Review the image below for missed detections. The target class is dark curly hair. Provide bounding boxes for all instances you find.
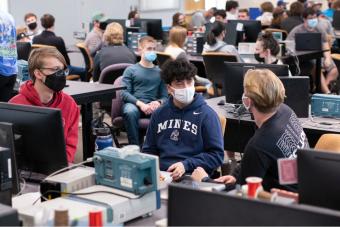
[257,31,280,56]
[161,58,197,84]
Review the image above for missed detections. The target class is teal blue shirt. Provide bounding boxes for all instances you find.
[121,63,168,104]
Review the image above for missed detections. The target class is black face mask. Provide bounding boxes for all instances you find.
[28,22,37,30]
[43,69,68,92]
[254,53,265,63]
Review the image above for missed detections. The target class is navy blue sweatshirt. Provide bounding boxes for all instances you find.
[142,94,224,174]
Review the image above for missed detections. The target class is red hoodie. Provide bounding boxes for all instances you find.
[9,81,80,163]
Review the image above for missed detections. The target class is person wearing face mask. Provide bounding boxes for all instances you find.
[142,58,224,181]
[203,21,243,62]
[287,7,339,93]
[121,36,168,145]
[254,31,281,64]
[24,13,42,40]
[9,47,80,164]
[191,69,309,192]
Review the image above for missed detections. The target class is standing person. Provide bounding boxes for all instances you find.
[10,47,79,163]
[225,0,239,20]
[121,36,168,145]
[85,12,106,57]
[24,12,42,40]
[192,69,309,192]
[257,2,275,27]
[0,10,17,102]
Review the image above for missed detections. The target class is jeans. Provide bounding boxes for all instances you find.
[122,103,147,145]
[0,74,17,102]
[68,65,86,81]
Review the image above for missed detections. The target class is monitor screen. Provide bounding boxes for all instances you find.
[223,62,289,103]
[0,103,67,177]
[228,20,262,43]
[134,19,163,40]
[298,148,340,211]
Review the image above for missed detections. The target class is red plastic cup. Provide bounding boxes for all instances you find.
[89,210,103,227]
[246,177,262,198]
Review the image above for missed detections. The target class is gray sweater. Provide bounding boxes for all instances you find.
[203,40,243,62]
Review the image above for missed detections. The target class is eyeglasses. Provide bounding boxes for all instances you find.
[39,68,69,77]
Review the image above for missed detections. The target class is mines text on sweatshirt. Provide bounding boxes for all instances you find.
[142,94,224,174]
[9,81,80,163]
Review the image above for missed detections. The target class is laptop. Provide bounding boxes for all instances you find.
[295,33,322,51]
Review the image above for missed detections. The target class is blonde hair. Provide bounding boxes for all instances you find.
[169,26,187,48]
[28,47,67,82]
[16,26,28,35]
[243,69,285,113]
[103,22,124,45]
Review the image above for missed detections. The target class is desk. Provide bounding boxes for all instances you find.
[64,81,125,160]
[282,50,324,93]
[207,96,340,151]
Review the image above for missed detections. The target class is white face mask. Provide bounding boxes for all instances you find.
[242,93,251,111]
[172,85,195,104]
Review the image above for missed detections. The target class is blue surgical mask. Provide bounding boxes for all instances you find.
[144,51,157,62]
[307,18,318,28]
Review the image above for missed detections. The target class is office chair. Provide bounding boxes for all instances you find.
[76,43,94,81]
[111,76,150,147]
[156,52,172,67]
[98,63,133,114]
[315,134,340,153]
[202,52,238,97]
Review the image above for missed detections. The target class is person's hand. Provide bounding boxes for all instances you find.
[137,101,152,115]
[191,167,208,182]
[324,57,332,68]
[148,101,161,112]
[214,175,236,184]
[167,162,185,180]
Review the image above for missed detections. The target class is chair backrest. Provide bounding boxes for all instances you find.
[76,43,94,81]
[315,134,340,153]
[31,44,56,50]
[218,115,227,136]
[99,63,133,85]
[264,28,288,40]
[111,76,124,120]
[202,52,238,86]
[156,52,172,68]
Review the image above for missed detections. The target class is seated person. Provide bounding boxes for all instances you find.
[33,14,86,81]
[93,22,136,82]
[270,7,288,29]
[238,8,250,20]
[192,69,309,192]
[172,12,192,30]
[256,2,274,27]
[142,58,224,180]
[164,26,212,88]
[9,47,80,163]
[203,21,243,62]
[287,7,339,93]
[16,26,31,61]
[128,10,140,26]
[84,12,106,57]
[281,1,304,34]
[254,31,281,64]
[121,36,168,145]
[214,9,227,23]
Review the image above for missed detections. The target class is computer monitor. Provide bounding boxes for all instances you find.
[332,11,340,30]
[228,20,262,43]
[168,184,340,225]
[298,148,340,211]
[0,103,67,177]
[134,19,163,40]
[223,62,289,103]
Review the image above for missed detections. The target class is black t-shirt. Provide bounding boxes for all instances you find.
[235,104,309,192]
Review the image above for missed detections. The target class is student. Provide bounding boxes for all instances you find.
[191,8,216,29]
[287,7,339,93]
[172,12,191,30]
[33,14,86,81]
[254,31,281,64]
[0,10,17,102]
[84,12,106,57]
[281,1,304,33]
[128,10,140,26]
[24,12,42,40]
[214,9,227,23]
[225,0,239,20]
[257,1,275,27]
[271,7,288,29]
[203,21,243,62]
[9,47,80,163]
[121,36,168,145]
[142,58,224,180]
[16,26,31,61]
[238,9,250,20]
[93,22,136,82]
[192,69,309,192]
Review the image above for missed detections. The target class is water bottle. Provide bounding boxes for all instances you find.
[95,128,113,151]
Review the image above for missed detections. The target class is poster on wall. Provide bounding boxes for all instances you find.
[140,0,180,11]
